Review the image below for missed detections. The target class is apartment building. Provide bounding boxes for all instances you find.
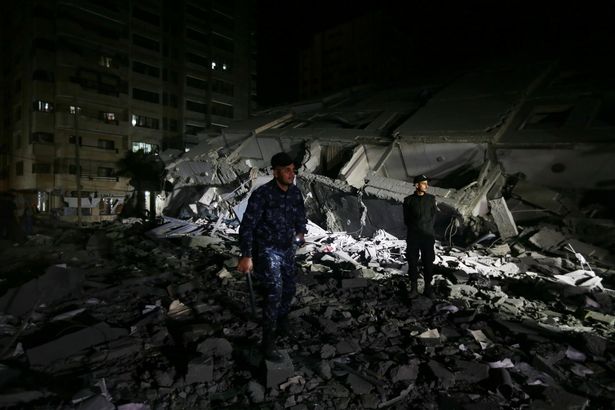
[1,0,256,221]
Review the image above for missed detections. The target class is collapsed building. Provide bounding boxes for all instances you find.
[161,59,614,247]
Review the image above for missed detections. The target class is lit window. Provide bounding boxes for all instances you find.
[102,112,116,123]
[211,61,217,70]
[70,106,82,114]
[132,141,158,153]
[99,56,113,68]
[33,100,54,112]
[222,63,227,71]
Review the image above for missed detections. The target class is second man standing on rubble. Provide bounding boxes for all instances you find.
[403,174,438,298]
[237,152,307,362]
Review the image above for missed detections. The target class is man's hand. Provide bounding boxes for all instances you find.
[237,256,253,273]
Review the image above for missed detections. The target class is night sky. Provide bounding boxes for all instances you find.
[256,0,615,106]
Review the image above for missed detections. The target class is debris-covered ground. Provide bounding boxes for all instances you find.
[1,212,614,410]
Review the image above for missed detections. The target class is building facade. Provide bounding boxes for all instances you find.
[1,0,255,221]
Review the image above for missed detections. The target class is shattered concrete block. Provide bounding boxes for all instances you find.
[341,278,368,289]
[584,310,615,326]
[196,338,233,357]
[154,370,174,387]
[0,390,52,407]
[74,394,115,410]
[346,373,374,395]
[318,361,332,380]
[427,361,455,389]
[247,380,265,403]
[320,344,336,359]
[454,360,490,383]
[534,386,590,410]
[185,357,213,384]
[528,227,566,252]
[390,360,419,383]
[26,322,128,367]
[335,339,360,355]
[449,284,479,299]
[0,265,84,317]
[488,197,519,239]
[417,328,440,345]
[265,350,294,388]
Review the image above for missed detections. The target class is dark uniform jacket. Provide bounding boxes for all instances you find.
[403,193,437,238]
[239,179,307,258]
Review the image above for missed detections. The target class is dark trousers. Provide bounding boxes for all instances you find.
[406,234,435,287]
[253,246,296,335]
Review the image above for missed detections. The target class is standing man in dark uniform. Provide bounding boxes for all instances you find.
[403,175,438,298]
[237,152,307,362]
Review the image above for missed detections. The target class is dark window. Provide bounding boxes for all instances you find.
[32,163,52,174]
[185,124,205,135]
[186,28,209,44]
[133,88,160,104]
[30,132,54,143]
[16,161,24,176]
[132,34,159,52]
[97,167,114,177]
[15,106,21,121]
[32,38,56,52]
[185,4,208,20]
[186,100,207,113]
[212,33,234,53]
[98,139,115,150]
[212,78,234,96]
[32,70,55,82]
[132,6,160,26]
[186,76,208,90]
[186,52,208,67]
[212,10,234,30]
[132,61,160,77]
[211,101,233,118]
[69,136,83,144]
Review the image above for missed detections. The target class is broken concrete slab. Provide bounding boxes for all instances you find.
[266,350,294,388]
[488,197,519,239]
[26,322,128,367]
[0,264,84,317]
[185,356,214,384]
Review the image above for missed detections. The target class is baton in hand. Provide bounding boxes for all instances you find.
[246,270,257,317]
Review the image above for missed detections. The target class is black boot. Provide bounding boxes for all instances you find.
[276,315,290,337]
[262,331,283,362]
[423,284,433,298]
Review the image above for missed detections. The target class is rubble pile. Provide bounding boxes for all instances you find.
[0,215,614,409]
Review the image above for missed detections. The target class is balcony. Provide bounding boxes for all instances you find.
[55,112,129,135]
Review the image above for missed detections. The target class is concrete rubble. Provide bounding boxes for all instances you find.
[2,68,615,408]
[0,205,614,409]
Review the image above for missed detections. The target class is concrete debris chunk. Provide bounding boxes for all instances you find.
[185,357,214,384]
[196,338,233,357]
[0,264,84,317]
[346,373,374,395]
[265,350,294,388]
[26,322,128,367]
[488,197,519,239]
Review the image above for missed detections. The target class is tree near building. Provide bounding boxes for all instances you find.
[116,150,165,219]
